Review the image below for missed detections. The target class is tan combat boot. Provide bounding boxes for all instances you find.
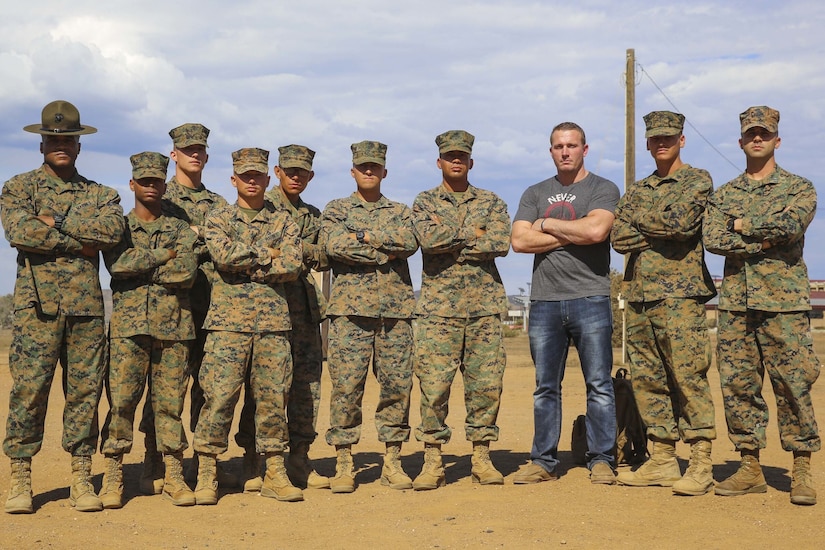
[617,439,681,487]
[381,442,413,490]
[139,435,164,495]
[672,439,714,496]
[330,445,355,494]
[261,452,304,502]
[193,453,218,505]
[715,451,767,496]
[99,454,124,509]
[187,453,238,488]
[241,450,263,493]
[5,457,33,514]
[287,441,330,490]
[413,444,445,491]
[471,441,504,485]
[69,456,102,512]
[790,451,816,506]
[163,453,195,506]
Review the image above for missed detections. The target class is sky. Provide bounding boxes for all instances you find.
[1,1,824,298]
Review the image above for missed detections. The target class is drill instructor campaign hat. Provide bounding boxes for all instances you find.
[24,100,97,136]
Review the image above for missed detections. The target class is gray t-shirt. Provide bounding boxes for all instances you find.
[514,172,620,301]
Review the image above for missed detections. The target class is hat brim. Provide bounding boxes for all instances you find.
[279,160,313,171]
[741,123,777,134]
[234,163,269,175]
[644,127,682,138]
[438,146,473,155]
[352,156,386,167]
[24,124,98,136]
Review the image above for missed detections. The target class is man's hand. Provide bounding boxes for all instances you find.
[36,215,55,227]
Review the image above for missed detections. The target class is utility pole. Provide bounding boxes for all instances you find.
[621,48,636,365]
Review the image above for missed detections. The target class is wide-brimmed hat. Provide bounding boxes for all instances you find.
[23,100,97,136]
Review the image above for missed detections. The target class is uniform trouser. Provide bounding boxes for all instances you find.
[235,310,324,451]
[626,298,716,442]
[101,336,190,455]
[325,315,413,446]
[3,306,105,458]
[717,309,821,452]
[138,311,208,437]
[414,315,505,444]
[194,330,292,455]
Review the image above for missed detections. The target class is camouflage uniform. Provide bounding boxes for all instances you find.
[101,154,198,457]
[152,123,228,435]
[193,148,303,456]
[611,112,717,443]
[411,131,510,445]
[321,144,418,446]
[705,161,820,453]
[2,165,124,458]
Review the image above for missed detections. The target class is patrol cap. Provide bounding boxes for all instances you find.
[130,152,169,180]
[278,144,315,171]
[232,147,269,174]
[351,140,387,166]
[169,123,210,148]
[643,111,684,138]
[740,106,780,133]
[436,130,474,154]
[24,100,97,136]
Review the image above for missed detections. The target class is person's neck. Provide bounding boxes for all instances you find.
[44,163,75,182]
[134,202,160,222]
[174,167,203,189]
[238,196,264,210]
[655,157,684,178]
[442,178,469,192]
[357,188,381,202]
[279,186,301,205]
[745,156,777,181]
[556,167,588,186]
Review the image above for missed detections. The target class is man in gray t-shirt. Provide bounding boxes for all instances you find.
[511,121,620,485]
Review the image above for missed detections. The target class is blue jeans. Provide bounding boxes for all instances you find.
[528,297,616,472]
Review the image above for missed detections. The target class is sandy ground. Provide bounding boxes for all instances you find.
[1,330,824,549]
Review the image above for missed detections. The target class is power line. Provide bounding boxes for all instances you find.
[636,63,741,174]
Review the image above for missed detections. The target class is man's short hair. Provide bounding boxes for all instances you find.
[550,122,586,146]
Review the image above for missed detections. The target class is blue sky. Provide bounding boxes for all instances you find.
[1,1,824,297]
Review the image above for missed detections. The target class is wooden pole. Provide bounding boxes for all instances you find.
[621,48,635,365]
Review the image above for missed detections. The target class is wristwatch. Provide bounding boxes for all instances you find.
[356,230,366,243]
[53,213,66,231]
[726,218,736,232]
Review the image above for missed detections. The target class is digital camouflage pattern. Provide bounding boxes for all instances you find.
[703,165,815,312]
[102,337,190,455]
[266,187,329,445]
[411,181,510,445]
[101,211,197,458]
[232,147,269,174]
[195,330,292,454]
[104,213,198,340]
[717,309,820,452]
[203,202,302,331]
[351,140,387,166]
[435,130,474,155]
[739,106,779,133]
[325,315,413,445]
[642,110,684,138]
[612,164,716,303]
[278,144,315,171]
[321,189,417,447]
[130,152,169,180]
[412,183,510,317]
[705,160,819,453]
[611,163,717,443]
[168,123,209,149]
[1,165,124,458]
[414,315,505,443]
[321,193,417,318]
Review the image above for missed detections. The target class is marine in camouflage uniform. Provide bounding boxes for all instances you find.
[97,152,198,509]
[192,147,304,504]
[321,141,418,493]
[2,101,125,514]
[611,111,717,495]
[704,106,820,505]
[410,130,510,490]
[138,123,232,493]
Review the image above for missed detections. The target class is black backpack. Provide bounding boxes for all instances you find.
[571,367,648,466]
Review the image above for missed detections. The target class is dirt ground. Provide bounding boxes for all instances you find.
[1,329,824,550]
